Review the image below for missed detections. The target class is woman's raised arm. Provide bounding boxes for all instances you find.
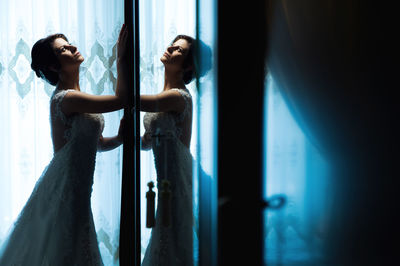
[61,24,129,115]
[140,90,186,113]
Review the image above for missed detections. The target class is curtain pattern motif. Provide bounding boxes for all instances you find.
[0,1,123,265]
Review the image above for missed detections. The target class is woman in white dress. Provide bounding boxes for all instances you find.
[140,35,196,266]
[0,25,128,265]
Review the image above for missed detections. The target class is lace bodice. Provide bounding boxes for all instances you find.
[51,89,105,153]
[143,88,192,147]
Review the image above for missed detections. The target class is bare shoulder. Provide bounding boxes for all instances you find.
[159,89,184,98]
[160,88,191,103]
[160,89,188,110]
[62,90,93,99]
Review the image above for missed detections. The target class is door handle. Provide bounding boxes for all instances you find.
[218,194,286,210]
[262,194,286,210]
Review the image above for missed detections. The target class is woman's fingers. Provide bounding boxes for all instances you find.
[118,117,125,140]
[118,24,127,43]
[121,26,128,41]
[117,24,128,59]
[118,24,124,42]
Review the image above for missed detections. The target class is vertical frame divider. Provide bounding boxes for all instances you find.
[120,0,140,265]
[133,0,141,264]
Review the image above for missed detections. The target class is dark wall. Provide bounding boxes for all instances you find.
[217,1,266,265]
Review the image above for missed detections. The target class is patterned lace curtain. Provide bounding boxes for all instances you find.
[138,0,196,261]
[0,1,123,265]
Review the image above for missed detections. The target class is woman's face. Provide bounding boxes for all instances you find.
[160,38,190,71]
[52,38,84,71]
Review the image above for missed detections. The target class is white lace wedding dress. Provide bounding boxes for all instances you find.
[141,88,194,266]
[0,89,104,266]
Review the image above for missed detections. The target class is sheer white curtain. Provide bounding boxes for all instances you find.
[138,0,196,261]
[0,1,123,265]
[264,75,332,265]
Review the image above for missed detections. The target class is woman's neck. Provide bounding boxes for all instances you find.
[163,69,185,91]
[57,69,80,91]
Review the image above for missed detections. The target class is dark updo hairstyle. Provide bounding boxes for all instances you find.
[171,35,212,85]
[31,33,68,86]
[171,35,195,84]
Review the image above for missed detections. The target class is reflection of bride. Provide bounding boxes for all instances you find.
[0,25,128,265]
[140,35,197,266]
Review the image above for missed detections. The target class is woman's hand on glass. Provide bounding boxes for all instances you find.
[115,24,129,103]
[117,24,128,62]
[117,117,125,143]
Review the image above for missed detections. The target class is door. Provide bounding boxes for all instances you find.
[120,0,218,265]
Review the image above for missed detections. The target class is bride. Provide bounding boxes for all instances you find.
[0,25,128,265]
[140,35,196,266]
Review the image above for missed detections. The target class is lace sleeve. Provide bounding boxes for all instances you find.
[52,89,74,125]
[171,88,192,121]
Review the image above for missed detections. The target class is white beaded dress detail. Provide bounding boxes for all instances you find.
[0,89,105,266]
[142,88,193,266]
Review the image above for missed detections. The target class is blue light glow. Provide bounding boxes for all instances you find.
[263,74,331,265]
